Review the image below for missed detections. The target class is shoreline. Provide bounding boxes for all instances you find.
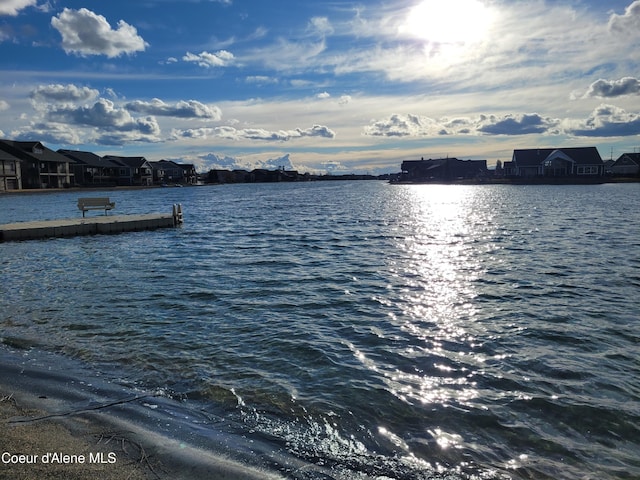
[0,346,318,480]
[0,184,204,197]
[390,176,640,185]
[1,176,638,195]
[0,390,153,480]
[0,345,296,480]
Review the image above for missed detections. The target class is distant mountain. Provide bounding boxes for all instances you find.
[258,153,295,171]
[169,152,296,173]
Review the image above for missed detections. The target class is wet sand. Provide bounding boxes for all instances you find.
[0,348,293,480]
[0,390,153,480]
[0,386,289,480]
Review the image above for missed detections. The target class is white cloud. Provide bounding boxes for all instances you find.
[171,127,217,140]
[0,0,36,16]
[237,125,331,141]
[477,113,561,135]
[568,104,640,137]
[322,161,348,173]
[583,77,640,98]
[30,84,99,103]
[182,50,234,68]
[35,1,52,13]
[93,126,161,146]
[308,16,333,37]
[364,112,561,137]
[364,114,443,137]
[51,8,148,57]
[316,92,331,99]
[12,122,82,145]
[124,98,222,119]
[0,100,9,111]
[609,1,640,33]
[361,105,640,140]
[41,98,162,144]
[174,124,335,142]
[245,75,278,85]
[243,38,326,73]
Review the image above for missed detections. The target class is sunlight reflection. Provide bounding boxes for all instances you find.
[428,427,464,450]
[390,185,487,408]
[378,426,411,451]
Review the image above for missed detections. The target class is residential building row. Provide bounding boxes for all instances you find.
[399,147,640,183]
[2,139,640,191]
[0,139,196,191]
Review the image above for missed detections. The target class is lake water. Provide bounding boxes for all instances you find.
[1,181,639,479]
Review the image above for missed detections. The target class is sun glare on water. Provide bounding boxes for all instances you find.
[401,0,494,44]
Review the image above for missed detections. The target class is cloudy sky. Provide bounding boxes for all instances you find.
[2,0,640,173]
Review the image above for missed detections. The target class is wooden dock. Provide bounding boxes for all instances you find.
[0,205,183,242]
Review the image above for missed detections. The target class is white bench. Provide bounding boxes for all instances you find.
[77,197,116,217]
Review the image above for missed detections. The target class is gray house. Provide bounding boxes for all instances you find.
[0,147,22,191]
[58,149,121,186]
[150,159,184,184]
[178,163,197,184]
[0,139,74,189]
[103,156,153,186]
[610,153,640,176]
[510,147,604,178]
[400,158,488,182]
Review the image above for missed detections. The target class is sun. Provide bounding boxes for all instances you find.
[400,0,494,44]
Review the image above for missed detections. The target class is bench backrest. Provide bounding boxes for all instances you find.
[78,197,112,207]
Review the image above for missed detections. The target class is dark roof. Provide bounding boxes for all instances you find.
[58,149,120,168]
[402,158,447,171]
[151,159,182,168]
[513,147,603,166]
[0,146,21,162]
[103,156,149,168]
[614,153,640,165]
[0,139,74,164]
[402,158,487,171]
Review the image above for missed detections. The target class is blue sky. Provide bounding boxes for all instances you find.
[2,0,640,173]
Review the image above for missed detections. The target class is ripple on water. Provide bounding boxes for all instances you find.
[1,182,640,479]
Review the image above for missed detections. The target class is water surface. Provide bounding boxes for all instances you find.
[1,182,639,479]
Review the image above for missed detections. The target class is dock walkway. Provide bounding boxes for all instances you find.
[0,206,183,242]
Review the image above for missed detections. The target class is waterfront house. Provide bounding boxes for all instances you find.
[610,153,640,176]
[208,169,251,183]
[103,156,153,186]
[0,148,22,191]
[150,160,184,184]
[178,163,197,185]
[249,168,301,182]
[58,149,121,186]
[0,139,74,189]
[510,147,604,178]
[400,157,488,182]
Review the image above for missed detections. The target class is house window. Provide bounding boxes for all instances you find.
[577,166,598,175]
